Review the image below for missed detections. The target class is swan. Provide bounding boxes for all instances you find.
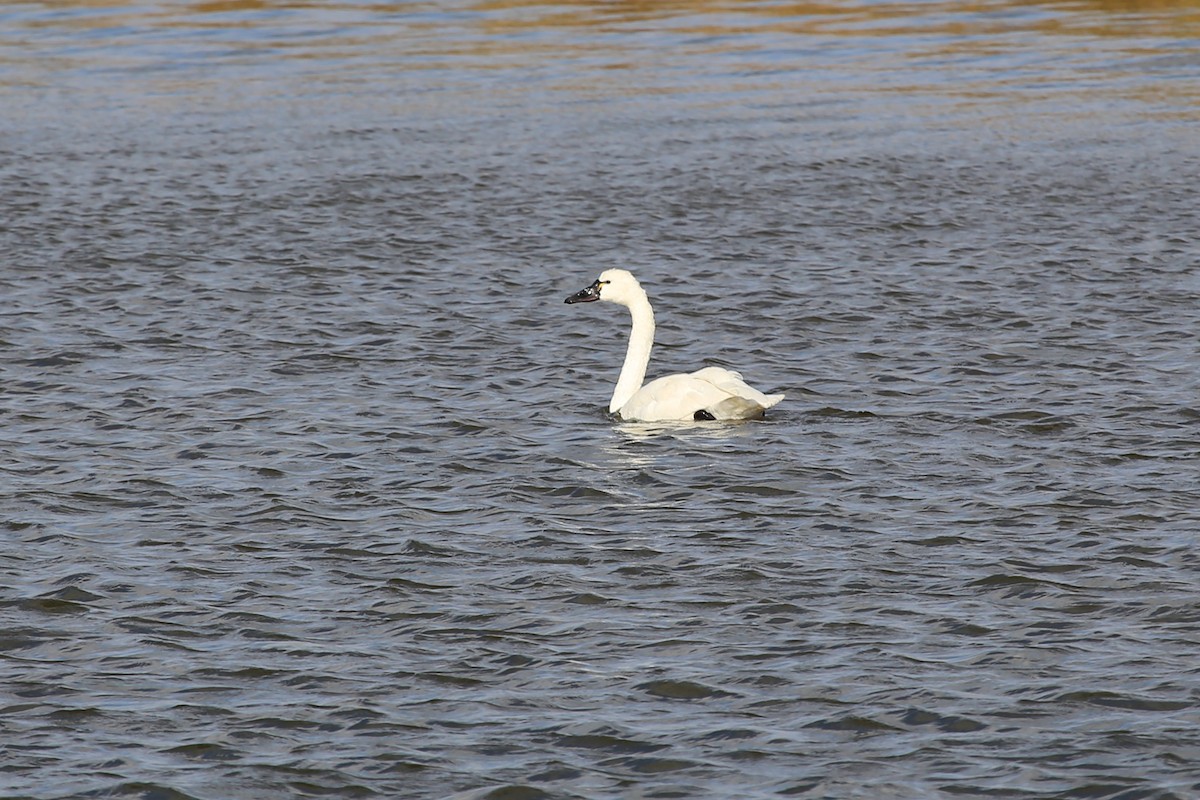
[564,269,784,422]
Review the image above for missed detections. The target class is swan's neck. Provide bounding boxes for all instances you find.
[611,295,654,413]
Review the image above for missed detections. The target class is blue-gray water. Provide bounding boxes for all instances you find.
[2,1,1200,798]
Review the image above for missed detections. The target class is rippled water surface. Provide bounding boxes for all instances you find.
[3,1,1200,798]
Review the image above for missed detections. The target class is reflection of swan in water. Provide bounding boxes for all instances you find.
[600,421,761,493]
[611,418,759,450]
[564,269,784,423]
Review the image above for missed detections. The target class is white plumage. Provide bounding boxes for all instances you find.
[564,269,784,422]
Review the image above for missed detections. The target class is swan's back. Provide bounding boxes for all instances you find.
[617,366,784,422]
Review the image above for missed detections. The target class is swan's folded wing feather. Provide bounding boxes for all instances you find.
[705,395,767,420]
[689,366,784,410]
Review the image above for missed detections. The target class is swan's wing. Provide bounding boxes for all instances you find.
[618,374,729,421]
[689,367,785,411]
[618,369,784,422]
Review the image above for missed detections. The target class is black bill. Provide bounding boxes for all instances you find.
[564,279,602,304]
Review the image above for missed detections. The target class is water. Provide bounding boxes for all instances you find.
[3,1,1200,798]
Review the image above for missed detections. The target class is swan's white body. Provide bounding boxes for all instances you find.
[565,269,784,422]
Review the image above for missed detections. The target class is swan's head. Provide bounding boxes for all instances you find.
[564,269,645,307]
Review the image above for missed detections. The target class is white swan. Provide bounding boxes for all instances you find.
[564,269,784,422]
